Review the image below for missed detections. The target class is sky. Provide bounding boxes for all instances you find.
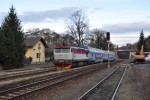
[0,0,150,47]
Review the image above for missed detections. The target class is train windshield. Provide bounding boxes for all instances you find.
[55,48,70,53]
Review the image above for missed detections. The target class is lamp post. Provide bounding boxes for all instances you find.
[106,32,110,68]
[38,43,41,64]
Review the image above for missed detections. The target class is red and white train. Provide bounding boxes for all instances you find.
[54,46,116,69]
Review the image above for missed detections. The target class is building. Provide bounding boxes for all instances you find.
[25,37,48,63]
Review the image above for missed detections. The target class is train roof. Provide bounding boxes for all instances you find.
[81,46,103,52]
[54,46,88,51]
[55,46,71,49]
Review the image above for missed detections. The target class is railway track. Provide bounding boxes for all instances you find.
[0,67,56,81]
[0,62,119,100]
[77,65,127,100]
[0,68,57,91]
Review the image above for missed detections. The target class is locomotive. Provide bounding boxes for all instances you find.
[54,46,116,69]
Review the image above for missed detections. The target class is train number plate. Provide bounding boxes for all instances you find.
[59,60,64,62]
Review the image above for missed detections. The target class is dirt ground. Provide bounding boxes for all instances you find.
[115,64,150,100]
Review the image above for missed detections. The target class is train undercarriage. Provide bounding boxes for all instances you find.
[55,60,91,69]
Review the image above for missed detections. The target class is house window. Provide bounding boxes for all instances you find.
[37,53,41,58]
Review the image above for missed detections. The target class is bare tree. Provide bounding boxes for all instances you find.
[66,10,89,46]
[88,29,107,49]
[87,28,115,50]
[61,34,75,46]
[25,28,61,46]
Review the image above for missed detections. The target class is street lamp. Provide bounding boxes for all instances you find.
[106,32,110,68]
[38,43,41,64]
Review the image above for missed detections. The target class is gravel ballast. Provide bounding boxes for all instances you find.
[115,64,150,100]
[22,63,120,100]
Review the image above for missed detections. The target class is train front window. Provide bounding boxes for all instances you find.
[55,49,61,53]
[61,49,70,53]
[55,48,70,53]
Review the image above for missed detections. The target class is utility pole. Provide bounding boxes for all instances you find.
[107,32,110,68]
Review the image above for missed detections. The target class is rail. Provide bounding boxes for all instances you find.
[77,65,127,100]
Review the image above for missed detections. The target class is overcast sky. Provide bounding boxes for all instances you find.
[0,0,150,46]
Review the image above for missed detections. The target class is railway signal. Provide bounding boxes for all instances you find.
[107,32,110,68]
[106,32,110,40]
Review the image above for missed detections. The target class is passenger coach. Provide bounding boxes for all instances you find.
[81,46,103,63]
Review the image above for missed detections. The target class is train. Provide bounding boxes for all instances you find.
[54,46,116,69]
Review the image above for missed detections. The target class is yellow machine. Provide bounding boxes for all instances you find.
[134,45,145,63]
